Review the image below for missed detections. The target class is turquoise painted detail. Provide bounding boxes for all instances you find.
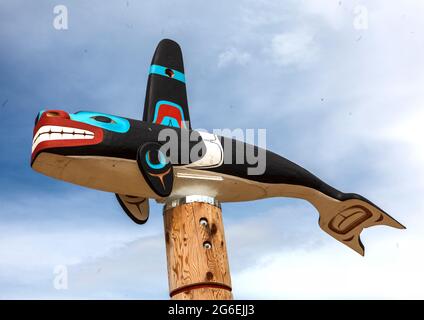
[36,109,45,122]
[145,150,167,169]
[153,100,187,129]
[70,111,130,133]
[161,116,180,128]
[149,64,185,83]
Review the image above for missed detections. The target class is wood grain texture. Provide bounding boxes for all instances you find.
[163,202,233,300]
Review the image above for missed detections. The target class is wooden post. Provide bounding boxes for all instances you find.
[163,197,233,300]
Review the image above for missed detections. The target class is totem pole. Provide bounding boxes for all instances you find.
[31,39,404,299]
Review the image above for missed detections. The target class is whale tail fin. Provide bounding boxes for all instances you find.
[313,196,405,255]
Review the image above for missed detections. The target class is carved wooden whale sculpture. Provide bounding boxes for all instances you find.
[31,39,404,255]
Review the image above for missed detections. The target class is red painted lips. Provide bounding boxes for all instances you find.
[31,110,103,162]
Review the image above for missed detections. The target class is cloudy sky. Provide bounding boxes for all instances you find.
[0,0,423,299]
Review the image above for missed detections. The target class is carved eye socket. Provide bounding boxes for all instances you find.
[165,68,174,78]
[91,115,115,123]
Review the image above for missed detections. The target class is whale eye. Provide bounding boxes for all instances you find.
[91,115,115,124]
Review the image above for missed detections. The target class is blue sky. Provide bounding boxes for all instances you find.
[0,0,423,299]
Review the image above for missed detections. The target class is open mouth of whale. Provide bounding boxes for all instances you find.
[31,116,104,162]
[32,125,95,153]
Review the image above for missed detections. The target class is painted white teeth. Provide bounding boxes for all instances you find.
[74,128,85,135]
[62,133,74,139]
[32,125,94,153]
[50,133,62,140]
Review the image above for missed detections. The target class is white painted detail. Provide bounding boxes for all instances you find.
[176,172,224,181]
[186,131,223,169]
[32,125,94,153]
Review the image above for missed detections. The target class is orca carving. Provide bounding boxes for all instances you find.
[31,39,404,255]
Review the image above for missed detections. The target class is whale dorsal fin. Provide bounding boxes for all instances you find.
[143,39,191,129]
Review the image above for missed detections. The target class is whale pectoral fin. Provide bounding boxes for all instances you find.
[116,194,149,224]
[136,142,174,198]
[315,198,405,256]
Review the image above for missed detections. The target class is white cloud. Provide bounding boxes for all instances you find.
[66,235,168,299]
[383,108,424,163]
[269,30,318,67]
[218,48,251,68]
[0,189,164,299]
[301,0,350,30]
[233,231,421,299]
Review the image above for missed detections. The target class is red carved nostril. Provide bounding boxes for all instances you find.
[42,110,70,119]
[46,111,60,117]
